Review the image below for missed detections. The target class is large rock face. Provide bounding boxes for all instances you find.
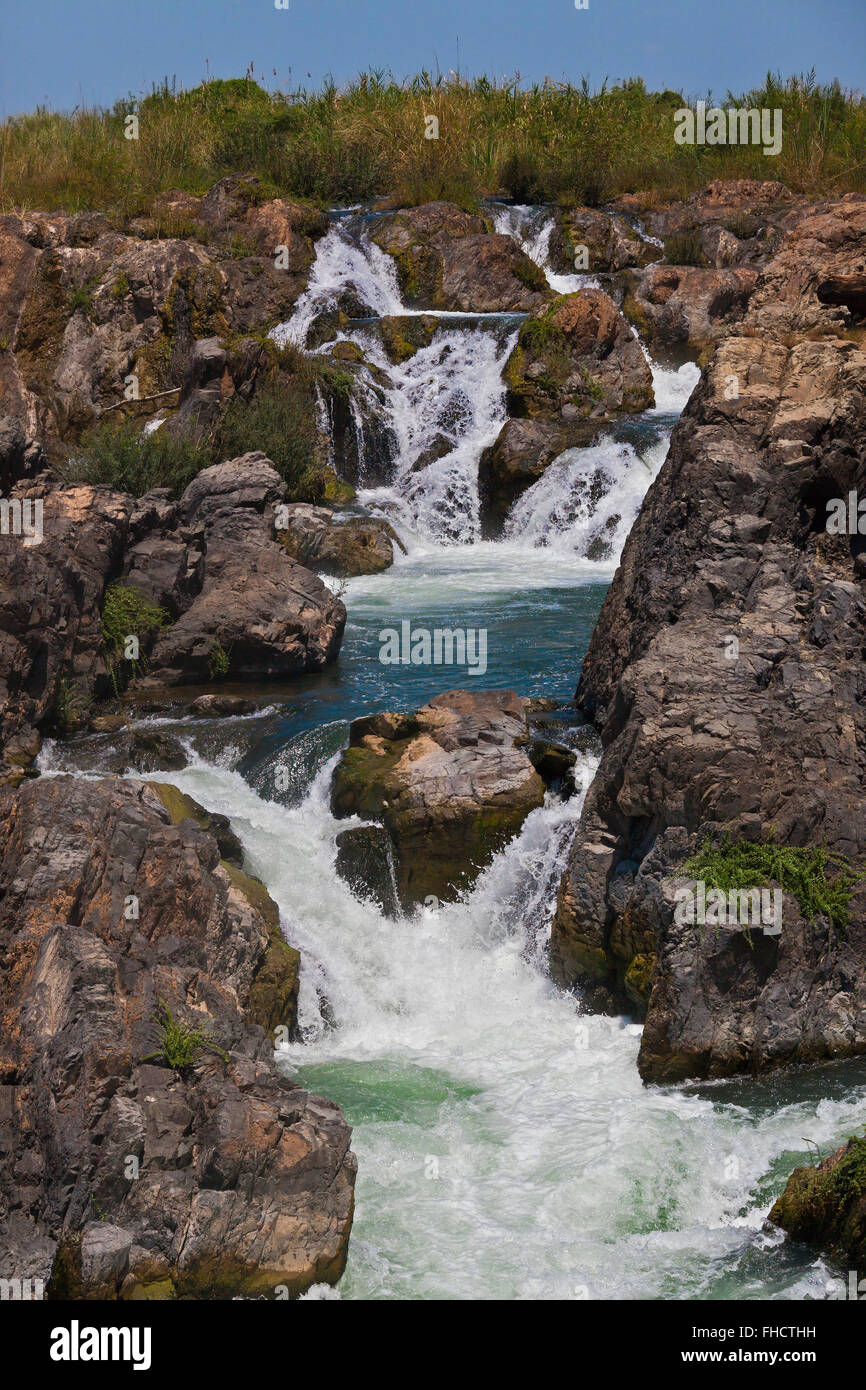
[0,775,355,1298]
[330,690,546,909]
[143,456,346,685]
[551,198,866,1083]
[0,454,346,777]
[624,263,757,352]
[371,202,551,312]
[0,483,131,780]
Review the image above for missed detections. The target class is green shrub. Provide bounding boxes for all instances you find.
[683,837,863,932]
[143,1000,229,1071]
[66,416,211,496]
[207,641,231,681]
[663,230,706,266]
[101,582,170,692]
[214,378,325,501]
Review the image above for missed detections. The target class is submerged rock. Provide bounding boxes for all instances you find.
[330,691,546,910]
[551,197,866,1083]
[0,775,354,1298]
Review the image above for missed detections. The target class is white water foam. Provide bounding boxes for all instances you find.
[116,744,865,1301]
[490,203,601,294]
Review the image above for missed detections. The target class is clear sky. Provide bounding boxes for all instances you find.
[1,0,864,117]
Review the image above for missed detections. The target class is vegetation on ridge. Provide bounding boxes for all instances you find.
[2,70,865,216]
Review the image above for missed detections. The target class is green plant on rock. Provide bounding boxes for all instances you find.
[214,378,325,501]
[683,836,863,932]
[143,1000,229,1072]
[101,582,170,694]
[207,640,231,681]
[65,416,211,497]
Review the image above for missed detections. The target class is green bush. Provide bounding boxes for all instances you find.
[683,837,863,932]
[664,230,706,266]
[101,582,170,692]
[66,416,211,496]
[214,378,325,501]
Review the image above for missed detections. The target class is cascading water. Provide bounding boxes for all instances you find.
[44,201,864,1301]
[490,202,602,294]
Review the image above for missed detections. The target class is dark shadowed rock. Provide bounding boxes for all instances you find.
[334,824,401,918]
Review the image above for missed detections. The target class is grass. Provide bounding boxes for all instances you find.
[663,230,706,266]
[101,582,170,692]
[213,375,325,500]
[683,836,863,931]
[143,1000,229,1071]
[2,70,864,217]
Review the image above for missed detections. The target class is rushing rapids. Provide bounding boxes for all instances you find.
[34,200,866,1301]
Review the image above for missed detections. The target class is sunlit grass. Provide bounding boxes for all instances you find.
[1,70,864,216]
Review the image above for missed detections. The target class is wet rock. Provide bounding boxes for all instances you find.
[189,693,257,718]
[549,206,657,275]
[276,502,404,576]
[551,198,866,1083]
[147,779,244,869]
[0,775,354,1298]
[334,824,401,918]
[372,202,551,312]
[478,417,590,536]
[105,729,188,773]
[505,290,654,421]
[330,690,546,909]
[770,1137,866,1271]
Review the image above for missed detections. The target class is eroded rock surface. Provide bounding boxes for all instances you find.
[371,202,551,312]
[552,198,866,1082]
[0,775,354,1298]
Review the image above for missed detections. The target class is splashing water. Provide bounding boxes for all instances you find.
[102,739,865,1302]
[490,202,602,294]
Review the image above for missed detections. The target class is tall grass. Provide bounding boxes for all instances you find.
[2,70,864,216]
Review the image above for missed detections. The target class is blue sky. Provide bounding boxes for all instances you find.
[1,0,864,117]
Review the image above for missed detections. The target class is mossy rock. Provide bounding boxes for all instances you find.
[770,1136,866,1267]
[223,861,300,1041]
[623,952,656,1009]
[380,314,437,363]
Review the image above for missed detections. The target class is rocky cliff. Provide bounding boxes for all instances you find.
[552,194,866,1082]
[0,775,355,1299]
